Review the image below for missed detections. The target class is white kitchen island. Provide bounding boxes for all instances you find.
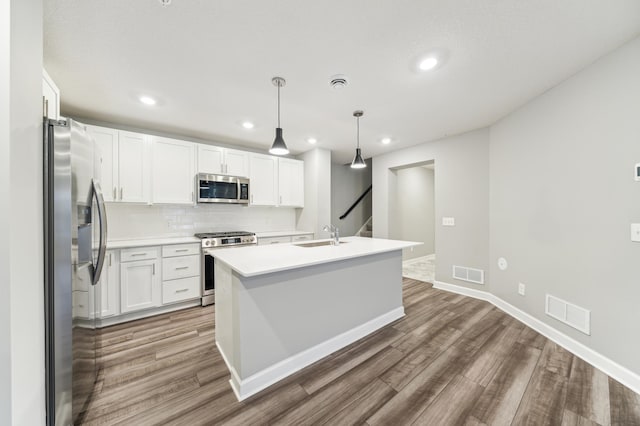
[207,236,421,401]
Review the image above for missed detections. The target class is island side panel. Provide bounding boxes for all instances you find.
[214,259,240,378]
[234,250,403,381]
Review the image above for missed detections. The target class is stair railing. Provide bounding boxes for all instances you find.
[339,185,372,220]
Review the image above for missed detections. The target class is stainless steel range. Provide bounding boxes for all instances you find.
[195,231,257,306]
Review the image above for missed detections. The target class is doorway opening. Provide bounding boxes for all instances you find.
[389,160,436,283]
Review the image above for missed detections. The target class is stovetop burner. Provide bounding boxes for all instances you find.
[194,231,255,239]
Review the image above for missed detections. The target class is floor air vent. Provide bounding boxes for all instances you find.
[545,294,591,335]
[452,265,485,285]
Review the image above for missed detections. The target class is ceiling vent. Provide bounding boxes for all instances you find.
[158,0,172,7]
[329,75,349,90]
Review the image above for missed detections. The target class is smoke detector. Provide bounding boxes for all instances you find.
[329,74,349,90]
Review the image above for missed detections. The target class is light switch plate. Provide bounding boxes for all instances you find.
[631,223,640,242]
[442,217,455,226]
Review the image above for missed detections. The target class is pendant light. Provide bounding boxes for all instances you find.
[269,76,289,155]
[350,110,366,169]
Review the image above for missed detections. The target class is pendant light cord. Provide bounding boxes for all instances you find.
[356,116,360,149]
[277,82,281,127]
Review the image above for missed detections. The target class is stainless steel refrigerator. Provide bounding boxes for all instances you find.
[44,118,108,425]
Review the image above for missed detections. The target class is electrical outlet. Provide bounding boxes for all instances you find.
[631,223,640,242]
[442,217,455,226]
[518,283,526,296]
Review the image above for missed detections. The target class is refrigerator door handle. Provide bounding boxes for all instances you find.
[92,180,108,285]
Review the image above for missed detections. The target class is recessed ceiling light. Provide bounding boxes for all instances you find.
[139,96,156,106]
[242,121,255,129]
[307,138,317,145]
[418,57,438,71]
[381,137,392,145]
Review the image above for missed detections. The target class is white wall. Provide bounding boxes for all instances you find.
[1,0,46,424]
[296,148,332,238]
[490,36,640,373]
[331,159,372,237]
[106,203,296,240]
[394,166,435,259]
[373,129,491,290]
[1,2,11,422]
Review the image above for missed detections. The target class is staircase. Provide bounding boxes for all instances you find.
[356,217,373,238]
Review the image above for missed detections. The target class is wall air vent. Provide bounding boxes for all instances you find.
[545,294,591,335]
[452,265,485,285]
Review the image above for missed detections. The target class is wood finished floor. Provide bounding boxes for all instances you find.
[81,278,640,425]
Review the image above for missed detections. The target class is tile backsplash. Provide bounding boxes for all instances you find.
[106,203,297,241]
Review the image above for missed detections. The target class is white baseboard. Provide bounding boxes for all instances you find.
[433,280,640,395]
[97,299,201,328]
[222,306,405,401]
[215,341,243,401]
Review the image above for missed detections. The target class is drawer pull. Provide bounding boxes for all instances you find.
[175,249,189,252]
[131,253,146,257]
[270,241,280,244]
[175,288,189,293]
[175,266,189,270]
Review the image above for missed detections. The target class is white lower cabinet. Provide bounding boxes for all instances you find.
[162,276,200,305]
[120,248,161,314]
[97,250,120,318]
[161,244,200,305]
[291,234,314,243]
[257,233,314,245]
[97,243,201,325]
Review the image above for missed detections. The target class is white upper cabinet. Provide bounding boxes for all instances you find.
[224,148,249,177]
[198,145,224,174]
[278,158,305,207]
[151,136,196,204]
[42,69,60,120]
[198,144,249,177]
[119,131,151,203]
[86,125,118,202]
[249,153,278,206]
[85,124,305,208]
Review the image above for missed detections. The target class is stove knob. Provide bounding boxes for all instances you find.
[205,240,211,247]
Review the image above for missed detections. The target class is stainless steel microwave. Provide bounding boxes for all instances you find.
[197,173,250,204]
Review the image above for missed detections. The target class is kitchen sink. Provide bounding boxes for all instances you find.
[294,241,348,248]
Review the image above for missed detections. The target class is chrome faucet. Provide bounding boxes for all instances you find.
[323,224,340,246]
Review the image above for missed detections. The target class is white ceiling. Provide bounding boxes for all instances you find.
[44,0,640,164]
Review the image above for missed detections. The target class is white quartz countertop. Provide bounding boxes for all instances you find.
[255,230,314,238]
[107,236,200,249]
[206,236,422,277]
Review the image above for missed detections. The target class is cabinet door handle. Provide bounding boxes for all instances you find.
[191,191,194,202]
[108,253,112,267]
[176,288,189,293]
[152,263,156,275]
[279,195,283,204]
[113,187,116,200]
[44,98,49,118]
[175,266,189,270]
[120,187,123,200]
[251,194,254,203]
